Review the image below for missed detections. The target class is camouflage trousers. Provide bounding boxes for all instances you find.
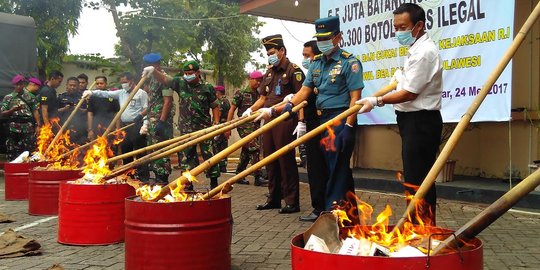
[236,127,262,177]
[214,134,228,171]
[6,130,35,161]
[178,139,220,179]
[147,120,173,183]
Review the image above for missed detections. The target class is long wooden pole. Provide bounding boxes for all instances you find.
[149,101,309,202]
[45,81,96,153]
[58,123,134,159]
[393,1,540,233]
[102,75,148,137]
[432,168,540,255]
[201,104,362,200]
[106,115,247,163]
[104,106,274,180]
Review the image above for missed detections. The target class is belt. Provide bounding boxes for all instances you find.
[10,118,34,123]
[316,107,348,116]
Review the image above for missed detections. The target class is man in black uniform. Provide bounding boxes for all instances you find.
[39,70,63,126]
[77,73,89,94]
[87,75,120,140]
[58,77,87,144]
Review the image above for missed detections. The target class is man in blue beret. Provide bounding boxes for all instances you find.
[267,16,364,214]
[141,52,175,185]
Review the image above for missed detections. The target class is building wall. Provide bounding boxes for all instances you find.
[353,0,540,179]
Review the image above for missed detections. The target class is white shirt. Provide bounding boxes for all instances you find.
[91,88,148,123]
[394,33,442,112]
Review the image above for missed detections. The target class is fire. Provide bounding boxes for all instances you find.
[36,121,54,155]
[136,184,163,201]
[81,136,113,184]
[320,119,341,151]
[333,191,441,253]
[33,118,80,169]
[112,130,126,145]
[137,170,200,202]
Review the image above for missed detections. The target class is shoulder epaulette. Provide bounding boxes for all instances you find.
[341,51,353,58]
[313,54,323,60]
[292,63,301,69]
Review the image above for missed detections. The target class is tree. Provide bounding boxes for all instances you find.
[0,0,83,80]
[89,0,262,86]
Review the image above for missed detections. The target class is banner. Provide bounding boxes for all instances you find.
[319,0,514,124]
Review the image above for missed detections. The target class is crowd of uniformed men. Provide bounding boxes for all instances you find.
[2,3,442,223]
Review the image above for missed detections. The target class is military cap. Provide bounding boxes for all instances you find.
[143,52,161,63]
[11,74,26,85]
[262,34,284,51]
[214,85,225,92]
[183,60,200,71]
[28,77,42,86]
[314,16,340,38]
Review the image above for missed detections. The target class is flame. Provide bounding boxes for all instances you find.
[137,170,200,202]
[320,120,341,151]
[396,171,403,182]
[33,118,80,169]
[333,191,441,253]
[36,121,54,155]
[81,136,113,184]
[112,130,126,145]
[136,184,163,201]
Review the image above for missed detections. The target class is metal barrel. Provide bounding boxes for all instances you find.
[58,182,135,245]
[125,196,233,270]
[4,162,47,200]
[28,168,83,215]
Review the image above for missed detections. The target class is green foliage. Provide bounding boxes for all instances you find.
[0,0,83,80]
[92,0,262,87]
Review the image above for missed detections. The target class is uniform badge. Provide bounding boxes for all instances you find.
[282,74,287,78]
[295,72,302,82]
[109,98,114,102]
[41,96,47,101]
[351,63,360,73]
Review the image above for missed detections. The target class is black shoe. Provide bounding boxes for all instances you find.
[254,176,268,187]
[279,204,300,214]
[299,212,320,222]
[256,202,281,210]
[237,178,249,185]
[210,177,218,189]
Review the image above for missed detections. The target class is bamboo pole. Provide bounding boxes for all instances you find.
[58,123,135,159]
[147,101,310,202]
[432,168,540,255]
[393,1,540,233]
[102,75,148,137]
[45,81,96,153]
[106,115,247,163]
[104,106,274,180]
[202,104,362,200]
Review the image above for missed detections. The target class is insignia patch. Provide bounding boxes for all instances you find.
[282,74,287,78]
[295,73,302,82]
[41,96,47,101]
[109,98,114,102]
[351,63,360,73]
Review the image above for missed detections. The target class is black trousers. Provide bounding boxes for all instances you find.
[305,118,329,214]
[120,122,149,182]
[396,110,442,224]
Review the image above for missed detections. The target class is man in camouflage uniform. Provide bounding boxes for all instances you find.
[225,71,267,186]
[143,60,221,189]
[142,53,174,185]
[1,75,41,160]
[213,85,230,173]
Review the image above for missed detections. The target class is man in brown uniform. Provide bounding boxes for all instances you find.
[246,34,304,214]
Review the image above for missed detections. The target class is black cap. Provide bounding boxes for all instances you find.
[262,34,284,51]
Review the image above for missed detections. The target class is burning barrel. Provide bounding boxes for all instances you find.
[291,226,484,270]
[28,168,83,215]
[125,196,233,270]
[58,182,135,245]
[4,162,47,200]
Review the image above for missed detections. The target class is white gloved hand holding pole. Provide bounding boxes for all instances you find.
[254,108,273,122]
[283,94,294,102]
[82,90,93,99]
[141,66,155,78]
[139,123,148,135]
[292,121,307,139]
[356,97,377,114]
[241,108,252,118]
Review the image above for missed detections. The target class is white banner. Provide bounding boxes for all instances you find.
[320,0,514,124]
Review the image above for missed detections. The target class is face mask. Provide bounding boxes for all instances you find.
[302,58,312,69]
[316,39,335,55]
[121,83,130,91]
[396,24,418,46]
[268,53,280,66]
[184,74,196,82]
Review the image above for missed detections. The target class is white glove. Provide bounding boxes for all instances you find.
[254,108,273,122]
[142,66,155,77]
[292,121,306,139]
[139,123,148,135]
[82,90,93,99]
[283,94,294,102]
[391,69,403,84]
[356,97,377,114]
[241,108,252,118]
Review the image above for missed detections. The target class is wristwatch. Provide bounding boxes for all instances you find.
[376,96,384,107]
